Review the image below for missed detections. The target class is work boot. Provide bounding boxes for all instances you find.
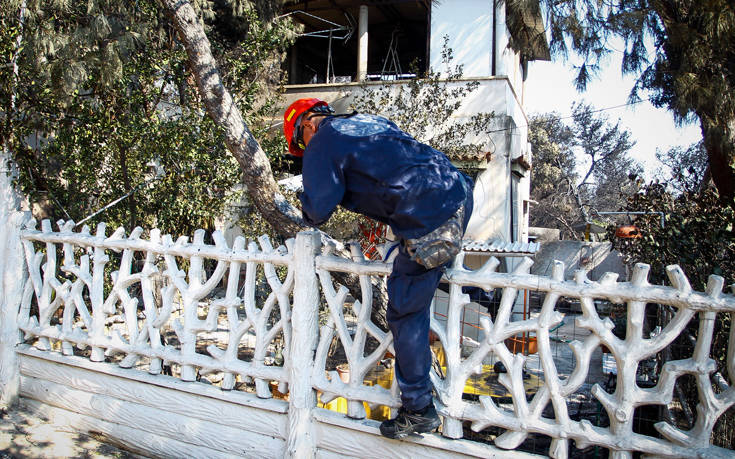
[379,403,441,439]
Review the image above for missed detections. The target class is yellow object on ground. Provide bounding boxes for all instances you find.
[431,341,542,398]
[321,344,542,420]
[318,365,395,421]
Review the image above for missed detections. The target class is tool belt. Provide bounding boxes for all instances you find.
[405,201,466,269]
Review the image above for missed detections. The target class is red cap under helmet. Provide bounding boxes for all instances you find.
[283,98,330,157]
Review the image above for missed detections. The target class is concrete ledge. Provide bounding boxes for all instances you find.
[313,408,539,458]
[18,348,290,457]
[17,344,288,413]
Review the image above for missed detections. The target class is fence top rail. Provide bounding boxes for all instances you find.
[316,245,735,314]
[21,219,293,265]
[23,218,735,313]
[316,254,393,276]
[447,260,735,314]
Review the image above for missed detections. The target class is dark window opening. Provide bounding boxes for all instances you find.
[282,1,430,85]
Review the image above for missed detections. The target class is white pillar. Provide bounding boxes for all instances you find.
[0,154,30,408]
[357,5,368,81]
[286,231,321,459]
[1,1,31,408]
[494,0,508,76]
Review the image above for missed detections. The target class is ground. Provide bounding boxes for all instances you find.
[0,402,143,459]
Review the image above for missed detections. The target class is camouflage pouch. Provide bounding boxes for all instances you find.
[405,202,465,269]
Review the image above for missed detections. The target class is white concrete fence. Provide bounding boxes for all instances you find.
[1,218,734,458]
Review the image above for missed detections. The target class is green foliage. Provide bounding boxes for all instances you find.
[2,0,294,237]
[529,113,576,195]
[236,188,366,245]
[572,103,640,213]
[612,186,734,292]
[528,112,578,236]
[610,184,734,447]
[655,141,709,195]
[521,0,735,116]
[2,1,158,103]
[528,103,641,239]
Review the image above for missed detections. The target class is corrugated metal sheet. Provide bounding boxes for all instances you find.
[463,239,540,255]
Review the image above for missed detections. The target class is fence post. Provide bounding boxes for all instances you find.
[0,156,30,408]
[287,231,321,458]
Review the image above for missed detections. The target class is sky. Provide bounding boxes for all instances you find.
[524,51,702,180]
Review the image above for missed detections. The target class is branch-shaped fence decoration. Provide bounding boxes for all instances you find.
[19,219,293,397]
[14,222,735,458]
[206,236,295,398]
[308,242,735,457]
[312,243,398,418]
[436,256,735,458]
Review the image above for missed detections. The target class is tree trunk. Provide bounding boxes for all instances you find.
[158,0,389,331]
[700,116,735,203]
[160,0,305,238]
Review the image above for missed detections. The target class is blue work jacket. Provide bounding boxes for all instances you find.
[300,113,468,240]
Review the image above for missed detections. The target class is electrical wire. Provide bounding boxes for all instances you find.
[488,97,652,135]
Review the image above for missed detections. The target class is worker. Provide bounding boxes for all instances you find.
[283,98,474,439]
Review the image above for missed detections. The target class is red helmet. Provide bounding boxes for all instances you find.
[283,98,332,157]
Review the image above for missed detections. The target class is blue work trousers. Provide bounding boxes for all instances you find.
[386,190,473,411]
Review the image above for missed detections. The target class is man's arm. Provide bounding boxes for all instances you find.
[299,146,346,226]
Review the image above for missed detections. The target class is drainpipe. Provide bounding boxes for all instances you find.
[290,46,298,85]
[425,3,431,75]
[357,5,368,81]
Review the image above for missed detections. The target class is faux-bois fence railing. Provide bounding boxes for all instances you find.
[1,218,734,458]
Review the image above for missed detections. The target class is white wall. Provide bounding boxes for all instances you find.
[430,0,493,77]
[18,347,523,458]
[430,0,525,102]
[466,152,508,241]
